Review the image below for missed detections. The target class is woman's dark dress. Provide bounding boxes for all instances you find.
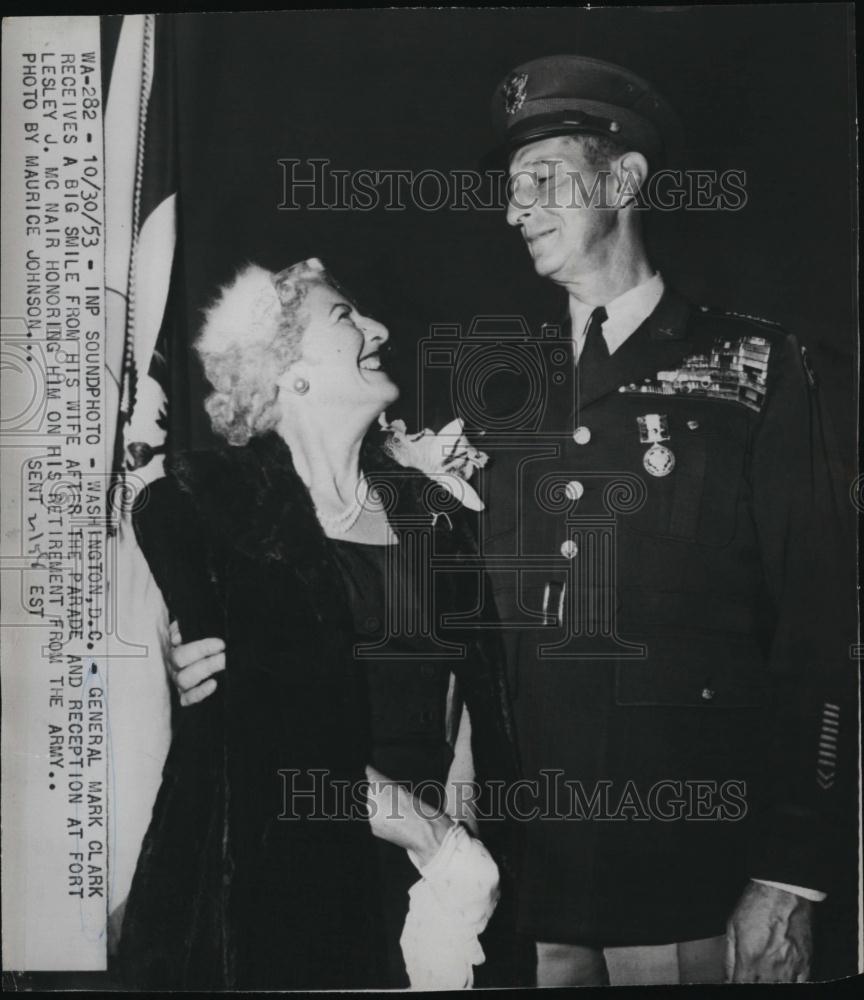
[331,538,453,987]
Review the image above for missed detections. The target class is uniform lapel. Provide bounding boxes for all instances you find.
[574,287,694,412]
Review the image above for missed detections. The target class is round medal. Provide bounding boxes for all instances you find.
[643,443,676,477]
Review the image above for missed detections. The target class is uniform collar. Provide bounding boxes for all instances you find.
[572,284,693,412]
[570,272,666,359]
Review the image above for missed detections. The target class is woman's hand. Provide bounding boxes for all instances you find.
[167,621,225,706]
[364,765,454,867]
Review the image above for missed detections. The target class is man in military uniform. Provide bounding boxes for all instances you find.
[477,54,855,985]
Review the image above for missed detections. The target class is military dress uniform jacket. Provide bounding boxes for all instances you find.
[474,287,855,946]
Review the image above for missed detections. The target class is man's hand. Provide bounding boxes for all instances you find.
[167,621,225,706]
[725,881,813,982]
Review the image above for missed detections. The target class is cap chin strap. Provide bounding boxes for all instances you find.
[509,109,623,145]
[504,111,662,168]
[480,113,654,174]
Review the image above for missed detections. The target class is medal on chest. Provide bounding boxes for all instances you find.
[637,413,675,477]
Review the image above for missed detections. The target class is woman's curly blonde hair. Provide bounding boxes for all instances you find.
[194,259,332,446]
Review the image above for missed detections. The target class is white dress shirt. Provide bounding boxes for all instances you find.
[570,271,665,360]
[568,270,826,905]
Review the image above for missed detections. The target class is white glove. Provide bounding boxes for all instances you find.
[400,822,500,989]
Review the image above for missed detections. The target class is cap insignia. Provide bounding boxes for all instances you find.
[503,72,528,115]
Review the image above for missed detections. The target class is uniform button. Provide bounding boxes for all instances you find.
[420,664,435,678]
[419,709,432,725]
[687,419,700,430]
[565,480,584,501]
[573,425,592,445]
[560,539,579,559]
[701,687,716,702]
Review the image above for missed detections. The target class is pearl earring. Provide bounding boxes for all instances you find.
[292,377,310,395]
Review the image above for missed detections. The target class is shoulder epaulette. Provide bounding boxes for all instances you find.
[800,345,818,388]
[697,304,786,333]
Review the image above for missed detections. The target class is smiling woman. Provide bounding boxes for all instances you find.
[194,258,398,449]
[118,259,524,989]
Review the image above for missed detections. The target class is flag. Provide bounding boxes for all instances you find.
[103,12,178,952]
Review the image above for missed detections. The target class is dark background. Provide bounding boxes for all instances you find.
[156,3,857,482]
[47,5,851,989]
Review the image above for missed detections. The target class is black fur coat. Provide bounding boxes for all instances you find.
[118,432,524,989]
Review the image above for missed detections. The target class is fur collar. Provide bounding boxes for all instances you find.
[168,431,467,566]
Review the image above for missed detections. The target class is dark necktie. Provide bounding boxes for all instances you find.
[577,305,609,386]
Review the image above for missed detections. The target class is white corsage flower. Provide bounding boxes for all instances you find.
[379,413,489,511]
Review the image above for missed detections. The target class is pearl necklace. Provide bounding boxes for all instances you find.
[313,475,370,534]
